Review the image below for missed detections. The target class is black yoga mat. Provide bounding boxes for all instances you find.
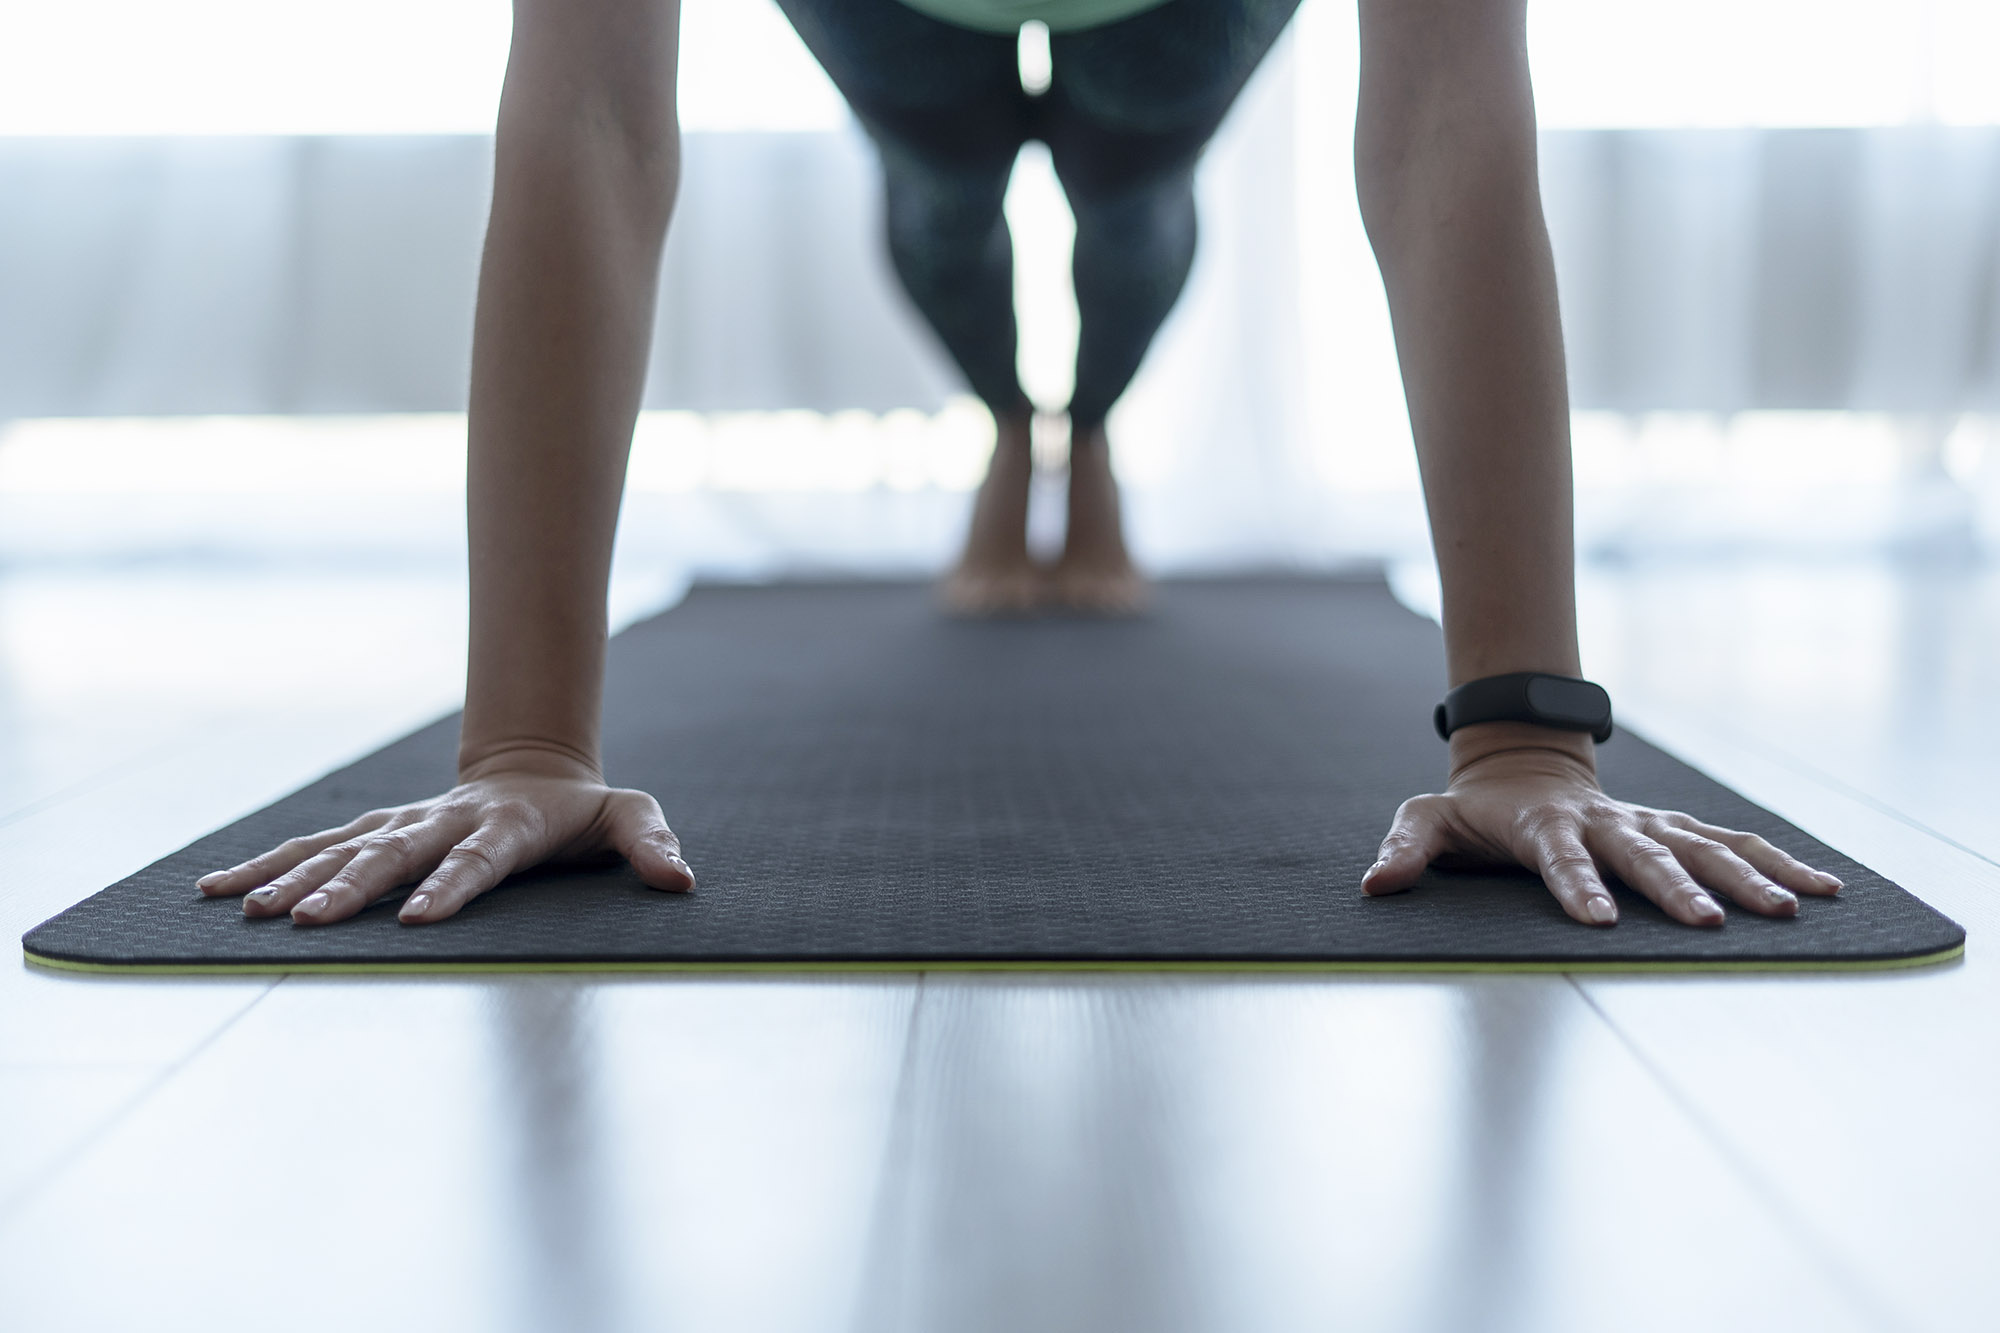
[22,577,1964,973]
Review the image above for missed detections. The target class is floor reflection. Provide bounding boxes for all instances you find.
[491,981,622,1333]
[846,977,1572,1333]
[852,979,1204,1333]
[1423,984,1556,1333]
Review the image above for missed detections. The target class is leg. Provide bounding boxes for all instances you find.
[774,0,1041,612]
[1040,0,1303,611]
[1050,167,1197,614]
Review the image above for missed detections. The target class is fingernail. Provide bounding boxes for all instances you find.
[197,871,227,889]
[248,886,278,902]
[1768,885,1798,908]
[402,893,432,919]
[1363,859,1386,881]
[1691,893,1724,923]
[1585,895,1616,925]
[1819,872,1844,891]
[296,891,330,918]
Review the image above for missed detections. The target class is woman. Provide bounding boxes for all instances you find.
[196,0,1843,929]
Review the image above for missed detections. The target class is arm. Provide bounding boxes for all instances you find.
[199,0,694,924]
[1350,0,1839,925]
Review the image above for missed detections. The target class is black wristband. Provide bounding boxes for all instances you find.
[1433,672,1614,744]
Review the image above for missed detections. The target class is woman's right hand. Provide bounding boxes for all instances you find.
[195,756,695,926]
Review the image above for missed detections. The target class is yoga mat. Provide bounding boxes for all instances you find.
[22,577,1964,973]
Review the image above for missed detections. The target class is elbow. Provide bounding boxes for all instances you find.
[494,94,682,251]
[586,82,682,238]
[495,7,683,245]
[1351,110,1413,261]
[620,127,681,246]
[1352,0,1539,267]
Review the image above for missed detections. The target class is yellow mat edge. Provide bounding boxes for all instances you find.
[21,942,1965,977]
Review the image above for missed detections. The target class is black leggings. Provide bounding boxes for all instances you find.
[774,0,1302,429]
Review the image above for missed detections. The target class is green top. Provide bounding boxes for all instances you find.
[894,0,1171,34]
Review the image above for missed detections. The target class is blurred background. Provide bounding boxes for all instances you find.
[2,0,1997,857]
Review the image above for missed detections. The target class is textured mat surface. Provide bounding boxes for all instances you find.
[23,578,1965,971]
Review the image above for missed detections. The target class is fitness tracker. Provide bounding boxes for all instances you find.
[1433,672,1614,744]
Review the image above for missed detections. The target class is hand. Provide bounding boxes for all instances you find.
[1360,735,1842,927]
[196,754,694,926]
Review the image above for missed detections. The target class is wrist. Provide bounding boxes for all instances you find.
[1447,721,1597,786]
[457,735,603,785]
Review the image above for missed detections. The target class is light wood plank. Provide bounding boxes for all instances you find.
[0,1066,157,1214]
[0,975,917,1333]
[1574,563,2000,864]
[1578,704,2000,1333]
[851,973,1875,1333]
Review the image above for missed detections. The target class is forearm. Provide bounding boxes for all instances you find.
[459,5,680,780]
[1355,1,1585,771]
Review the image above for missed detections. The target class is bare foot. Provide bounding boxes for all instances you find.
[1048,423,1147,615]
[940,410,1041,616]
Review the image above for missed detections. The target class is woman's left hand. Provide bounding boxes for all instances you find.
[1360,733,1844,926]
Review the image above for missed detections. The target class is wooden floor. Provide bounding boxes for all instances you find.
[2,557,1995,1333]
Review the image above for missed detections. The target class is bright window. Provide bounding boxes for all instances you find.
[3,0,1998,137]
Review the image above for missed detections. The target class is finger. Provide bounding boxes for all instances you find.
[399,822,541,924]
[602,789,695,892]
[1650,825,1799,919]
[1655,814,1841,896]
[1525,819,1621,926]
[199,808,397,896]
[242,808,432,916]
[1362,794,1453,896]
[290,817,467,926]
[1589,826,1729,927]
[241,841,371,918]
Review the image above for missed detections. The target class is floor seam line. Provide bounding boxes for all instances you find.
[1563,973,1912,1333]
[0,728,222,835]
[1622,705,2000,877]
[841,970,928,1333]
[0,977,281,1228]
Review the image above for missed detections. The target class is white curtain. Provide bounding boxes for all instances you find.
[1541,128,2000,413]
[0,131,956,418]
